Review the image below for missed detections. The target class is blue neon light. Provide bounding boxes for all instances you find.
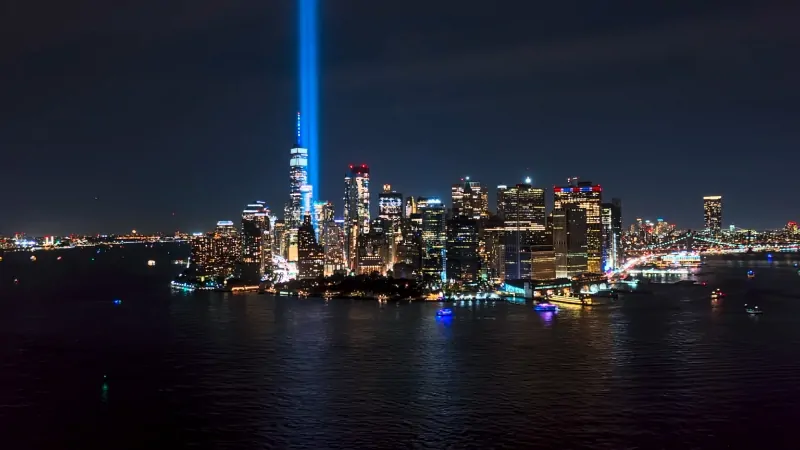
[437,308,453,317]
[299,0,319,206]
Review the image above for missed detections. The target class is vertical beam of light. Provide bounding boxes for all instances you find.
[299,0,319,205]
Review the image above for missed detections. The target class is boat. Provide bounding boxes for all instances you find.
[547,293,603,306]
[534,302,558,312]
[747,270,755,279]
[436,308,453,317]
[147,260,156,266]
[30,255,37,262]
[744,304,763,315]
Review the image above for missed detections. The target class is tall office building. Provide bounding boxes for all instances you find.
[297,215,324,279]
[497,180,547,279]
[418,197,446,282]
[343,164,370,271]
[357,218,391,275]
[191,221,241,279]
[395,218,423,276]
[703,196,722,236]
[553,207,588,278]
[601,199,623,271]
[313,200,335,243]
[322,219,346,276]
[481,214,506,282]
[378,185,403,228]
[286,113,309,229]
[272,220,287,259]
[379,184,403,265]
[446,217,480,282]
[241,201,272,282]
[451,177,489,220]
[554,180,602,273]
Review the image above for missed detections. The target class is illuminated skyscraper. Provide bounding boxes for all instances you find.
[452,177,489,220]
[703,196,722,236]
[357,218,391,275]
[241,201,272,282]
[191,221,241,279]
[554,180,602,273]
[286,113,309,229]
[322,219,346,276]
[498,180,546,279]
[343,164,370,270]
[601,199,622,271]
[297,214,323,279]
[378,184,403,228]
[446,217,480,282]
[418,197,446,282]
[379,184,403,265]
[553,207,588,278]
[395,218,422,274]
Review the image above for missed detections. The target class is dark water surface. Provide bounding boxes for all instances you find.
[2,245,800,449]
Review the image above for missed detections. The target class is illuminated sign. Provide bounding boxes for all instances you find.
[554,186,602,193]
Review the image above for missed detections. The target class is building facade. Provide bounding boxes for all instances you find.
[554,180,602,273]
[601,199,623,271]
[498,181,546,279]
[451,178,489,220]
[418,197,446,282]
[343,164,370,271]
[446,217,481,282]
[191,220,241,279]
[553,207,588,279]
[703,195,722,236]
[297,215,324,279]
[241,201,272,282]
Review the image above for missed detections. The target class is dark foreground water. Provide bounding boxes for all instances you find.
[2,245,800,449]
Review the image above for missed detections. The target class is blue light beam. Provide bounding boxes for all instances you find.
[299,0,319,205]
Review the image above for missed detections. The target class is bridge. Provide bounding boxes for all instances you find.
[641,231,800,253]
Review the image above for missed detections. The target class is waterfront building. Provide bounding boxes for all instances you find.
[481,214,506,282]
[297,215,323,279]
[452,177,489,220]
[343,164,370,270]
[703,195,723,237]
[191,220,241,279]
[553,207,588,278]
[554,179,602,273]
[395,218,422,274]
[498,179,546,280]
[378,184,403,264]
[357,218,391,275]
[322,219,346,276]
[601,199,623,271]
[446,217,480,282]
[419,197,446,282]
[241,201,272,282]
[531,247,556,280]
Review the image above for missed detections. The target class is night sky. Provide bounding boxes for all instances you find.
[2,0,798,235]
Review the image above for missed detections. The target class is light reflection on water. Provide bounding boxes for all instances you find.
[1,249,800,448]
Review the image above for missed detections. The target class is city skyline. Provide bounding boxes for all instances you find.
[2,1,798,234]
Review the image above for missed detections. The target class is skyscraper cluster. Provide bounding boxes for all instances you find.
[189,117,626,287]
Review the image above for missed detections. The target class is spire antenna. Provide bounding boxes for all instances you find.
[296,112,302,147]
